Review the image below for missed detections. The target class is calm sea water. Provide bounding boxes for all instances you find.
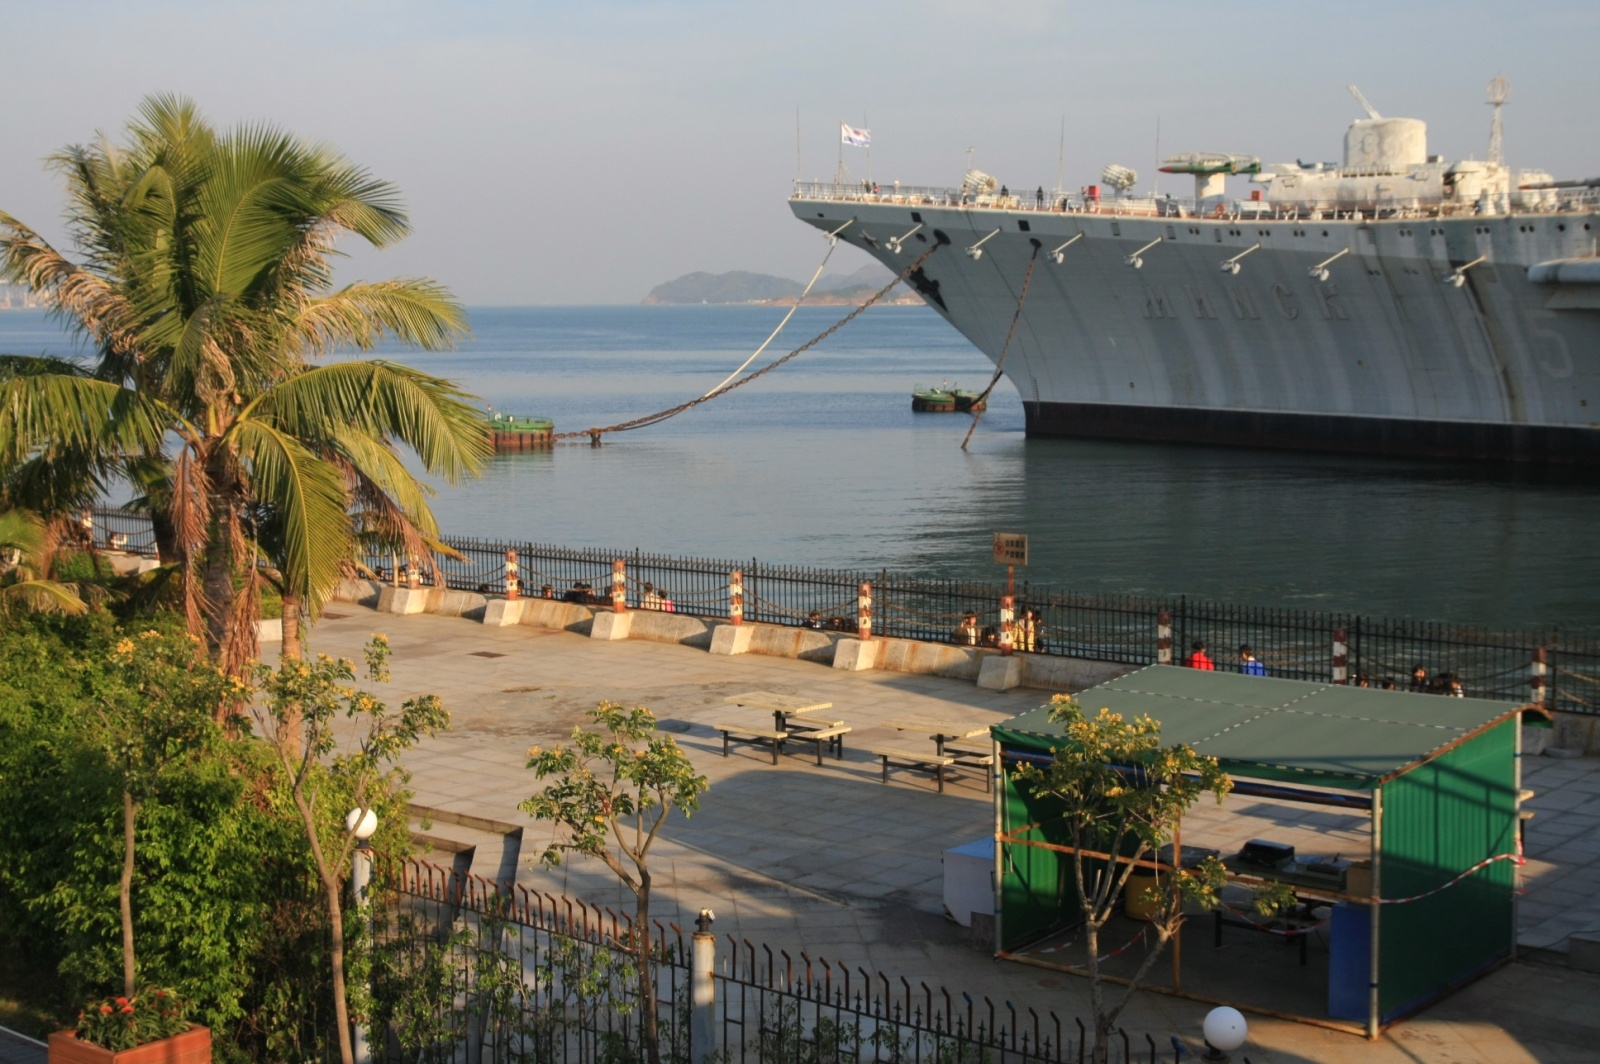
[4,306,1597,634]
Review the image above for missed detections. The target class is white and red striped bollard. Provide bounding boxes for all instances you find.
[729,570,744,626]
[1531,647,1548,706]
[857,581,873,640]
[999,594,1015,656]
[406,555,422,590]
[1157,611,1173,665]
[504,549,520,600]
[612,560,628,612]
[1332,626,1349,684]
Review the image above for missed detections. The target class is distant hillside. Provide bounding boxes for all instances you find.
[643,263,919,306]
[643,271,802,305]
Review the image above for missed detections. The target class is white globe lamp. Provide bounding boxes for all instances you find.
[1201,1006,1248,1061]
[346,806,379,841]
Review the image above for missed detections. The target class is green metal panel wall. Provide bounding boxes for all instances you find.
[1377,720,1516,1018]
[999,757,1077,951]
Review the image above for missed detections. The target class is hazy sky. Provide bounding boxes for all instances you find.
[4,0,1596,305]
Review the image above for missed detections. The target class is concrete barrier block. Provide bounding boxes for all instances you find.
[977,654,1024,691]
[378,586,429,615]
[482,599,526,627]
[590,611,633,641]
[335,579,382,606]
[257,618,283,643]
[832,638,879,671]
[709,624,753,656]
[1571,932,1600,973]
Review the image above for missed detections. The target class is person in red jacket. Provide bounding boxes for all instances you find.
[1186,640,1215,670]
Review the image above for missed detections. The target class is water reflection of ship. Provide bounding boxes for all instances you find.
[911,381,986,413]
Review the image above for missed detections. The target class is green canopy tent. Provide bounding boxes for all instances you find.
[992,665,1530,1036]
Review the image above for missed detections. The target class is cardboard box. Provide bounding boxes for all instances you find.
[1346,859,1373,900]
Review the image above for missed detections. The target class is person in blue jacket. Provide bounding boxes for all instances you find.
[1239,644,1266,676]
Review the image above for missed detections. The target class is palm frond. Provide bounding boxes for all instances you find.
[0,579,88,617]
[291,280,469,355]
[0,373,170,465]
[0,215,142,358]
[251,360,489,483]
[227,419,351,610]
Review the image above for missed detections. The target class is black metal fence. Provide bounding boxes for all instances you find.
[374,859,1143,1064]
[88,507,1600,715]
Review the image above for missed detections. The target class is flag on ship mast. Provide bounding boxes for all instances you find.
[840,123,871,148]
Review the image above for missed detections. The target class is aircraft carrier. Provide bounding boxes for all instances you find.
[790,84,1600,463]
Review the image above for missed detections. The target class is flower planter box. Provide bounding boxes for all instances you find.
[48,1026,211,1064]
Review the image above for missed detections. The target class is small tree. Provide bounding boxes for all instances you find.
[94,628,230,998]
[253,634,449,1064]
[1012,695,1285,1064]
[520,702,709,1064]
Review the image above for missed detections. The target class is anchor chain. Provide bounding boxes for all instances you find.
[554,243,941,442]
[961,246,1039,450]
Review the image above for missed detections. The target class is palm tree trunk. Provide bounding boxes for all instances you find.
[280,594,304,756]
[150,510,180,568]
[201,536,234,663]
[121,791,138,999]
[282,593,303,661]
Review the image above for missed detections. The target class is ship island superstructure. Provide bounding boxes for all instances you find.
[790,84,1600,463]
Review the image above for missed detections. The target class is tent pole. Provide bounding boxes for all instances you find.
[1512,717,1522,962]
[1368,787,1383,1040]
[993,738,1004,956]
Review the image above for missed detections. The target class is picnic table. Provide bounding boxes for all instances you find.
[724,691,836,733]
[874,718,997,793]
[719,691,851,765]
[882,717,991,757]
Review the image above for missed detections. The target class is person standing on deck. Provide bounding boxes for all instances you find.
[1186,640,1215,670]
[1239,644,1266,676]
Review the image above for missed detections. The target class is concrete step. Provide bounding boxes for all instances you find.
[407,803,524,889]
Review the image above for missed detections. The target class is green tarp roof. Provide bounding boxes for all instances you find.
[992,665,1522,790]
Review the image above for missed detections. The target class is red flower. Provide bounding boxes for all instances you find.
[121,1005,135,1015]
[115,997,129,1006]
[99,1005,113,1015]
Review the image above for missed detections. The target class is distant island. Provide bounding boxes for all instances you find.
[643,264,924,306]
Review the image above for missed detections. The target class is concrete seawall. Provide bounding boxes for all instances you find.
[333,579,1130,693]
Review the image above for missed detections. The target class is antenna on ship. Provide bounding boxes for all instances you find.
[1487,75,1510,168]
[1055,115,1065,200]
[1347,84,1383,120]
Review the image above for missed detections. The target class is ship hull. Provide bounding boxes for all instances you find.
[1024,399,1600,464]
[791,193,1600,464]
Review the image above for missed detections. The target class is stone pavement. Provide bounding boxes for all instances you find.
[0,1029,44,1064]
[277,605,1600,1064]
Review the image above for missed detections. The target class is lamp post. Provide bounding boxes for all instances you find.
[347,807,378,1064]
[1199,1006,1248,1062]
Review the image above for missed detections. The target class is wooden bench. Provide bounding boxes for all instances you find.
[786,714,848,755]
[713,723,789,765]
[785,724,853,766]
[944,743,996,793]
[870,747,956,793]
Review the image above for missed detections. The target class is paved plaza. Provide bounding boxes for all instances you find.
[266,604,1600,1064]
[11,605,1595,1063]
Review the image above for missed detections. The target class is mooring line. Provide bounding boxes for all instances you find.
[554,244,940,443]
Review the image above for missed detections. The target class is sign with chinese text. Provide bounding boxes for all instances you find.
[992,532,1028,566]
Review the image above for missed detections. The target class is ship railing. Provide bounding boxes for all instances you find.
[791,180,1600,222]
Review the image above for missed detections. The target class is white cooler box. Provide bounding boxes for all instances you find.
[942,837,995,927]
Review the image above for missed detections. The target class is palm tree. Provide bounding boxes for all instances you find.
[0,96,489,673]
[0,507,88,618]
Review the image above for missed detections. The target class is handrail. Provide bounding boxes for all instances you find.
[790,179,1600,223]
